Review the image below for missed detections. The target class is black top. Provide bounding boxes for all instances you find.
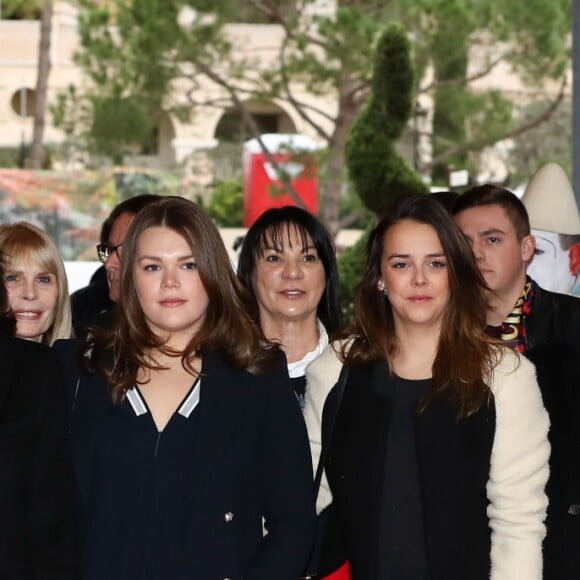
[375,374,431,580]
[83,381,200,580]
[0,337,77,579]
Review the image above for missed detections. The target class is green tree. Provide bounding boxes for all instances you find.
[53,0,191,163]
[56,0,571,231]
[1,0,41,18]
[345,23,428,215]
[205,178,244,226]
[506,97,572,187]
[30,0,53,169]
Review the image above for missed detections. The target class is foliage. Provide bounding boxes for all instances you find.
[57,0,571,230]
[52,0,191,163]
[337,225,371,322]
[345,22,428,216]
[205,178,244,227]
[340,22,427,319]
[1,0,41,19]
[506,97,572,187]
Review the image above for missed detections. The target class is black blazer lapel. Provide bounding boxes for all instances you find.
[186,351,247,503]
[327,362,391,578]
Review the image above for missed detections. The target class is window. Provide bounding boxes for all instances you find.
[10,88,36,117]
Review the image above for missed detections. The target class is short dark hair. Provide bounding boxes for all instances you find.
[452,184,531,240]
[237,206,341,333]
[104,194,162,241]
[430,190,459,213]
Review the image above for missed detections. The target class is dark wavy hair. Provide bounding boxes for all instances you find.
[342,194,501,417]
[88,196,278,402]
[0,258,16,337]
[237,206,341,333]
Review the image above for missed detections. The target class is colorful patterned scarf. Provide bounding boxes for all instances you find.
[497,277,536,353]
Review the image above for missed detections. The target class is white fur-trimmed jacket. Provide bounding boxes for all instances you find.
[304,342,550,580]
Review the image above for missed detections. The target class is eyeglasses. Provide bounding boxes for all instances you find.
[96,243,123,264]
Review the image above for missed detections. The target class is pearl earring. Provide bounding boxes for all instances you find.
[377,280,387,297]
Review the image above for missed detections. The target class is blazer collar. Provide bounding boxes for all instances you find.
[71,348,249,508]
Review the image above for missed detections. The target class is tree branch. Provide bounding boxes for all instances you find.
[191,57,306,208]
[423,75,568,171]
[419,52,507,93]
[278,33,333,141]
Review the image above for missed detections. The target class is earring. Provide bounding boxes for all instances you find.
[377,279,387,298]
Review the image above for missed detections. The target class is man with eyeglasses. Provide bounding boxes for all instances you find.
[71,194,161,334]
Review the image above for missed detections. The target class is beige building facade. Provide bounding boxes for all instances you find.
[0,1,337,169]
[0,0,570,182]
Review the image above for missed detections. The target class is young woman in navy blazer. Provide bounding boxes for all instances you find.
[56,196,315,580]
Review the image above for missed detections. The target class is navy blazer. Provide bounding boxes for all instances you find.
[54,339,316,580]
[0,336,77,580]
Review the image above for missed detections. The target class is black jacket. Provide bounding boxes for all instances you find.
[69,266,114,336]
[321,362,496,580]
[0,337,77,579]
[54,339,316,580]
[523,284,580,580]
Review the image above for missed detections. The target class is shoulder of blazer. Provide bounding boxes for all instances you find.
[202,347,289,390]
[0,337,62,414]
[0,336,58,379]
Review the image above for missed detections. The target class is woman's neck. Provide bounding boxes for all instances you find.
[260,315,320,364]
[389,324,439,380]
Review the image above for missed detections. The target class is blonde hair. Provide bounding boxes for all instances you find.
[0,222,72,345]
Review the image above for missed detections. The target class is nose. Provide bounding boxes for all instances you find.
[411,267,427,287]
[161,268,180,289]
[281,258,303,280]
[471,240,485,261]
[21,278,37,300]
[105,251,120,269]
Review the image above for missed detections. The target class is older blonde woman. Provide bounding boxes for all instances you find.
[0,222,72,345]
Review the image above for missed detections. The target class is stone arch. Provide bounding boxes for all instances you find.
[213,100,297,143]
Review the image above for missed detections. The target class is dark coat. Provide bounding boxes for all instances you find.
[321,362,496,580]
[0,336,77,580]
[54,340,316,580]
[69,266,114,336]
[523,284,580,580]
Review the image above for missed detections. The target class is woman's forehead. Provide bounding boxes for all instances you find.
[260,222,314,250]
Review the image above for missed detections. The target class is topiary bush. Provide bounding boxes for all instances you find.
[339,22,428,319]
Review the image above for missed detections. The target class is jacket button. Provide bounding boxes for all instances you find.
[568,504,580,516]
[224,511,234,522]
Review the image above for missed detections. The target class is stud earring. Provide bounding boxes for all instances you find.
[377,279,387,298]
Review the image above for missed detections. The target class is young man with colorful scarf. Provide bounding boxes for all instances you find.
[453,184,580,580]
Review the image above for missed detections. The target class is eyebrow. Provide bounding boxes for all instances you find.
[386,252,446,260]
[480,228,506,236]
[137,254,195,262]
[263,244,317,253]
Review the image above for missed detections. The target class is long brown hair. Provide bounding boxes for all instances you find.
[342,194,501,417]
[88,196,278,402]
